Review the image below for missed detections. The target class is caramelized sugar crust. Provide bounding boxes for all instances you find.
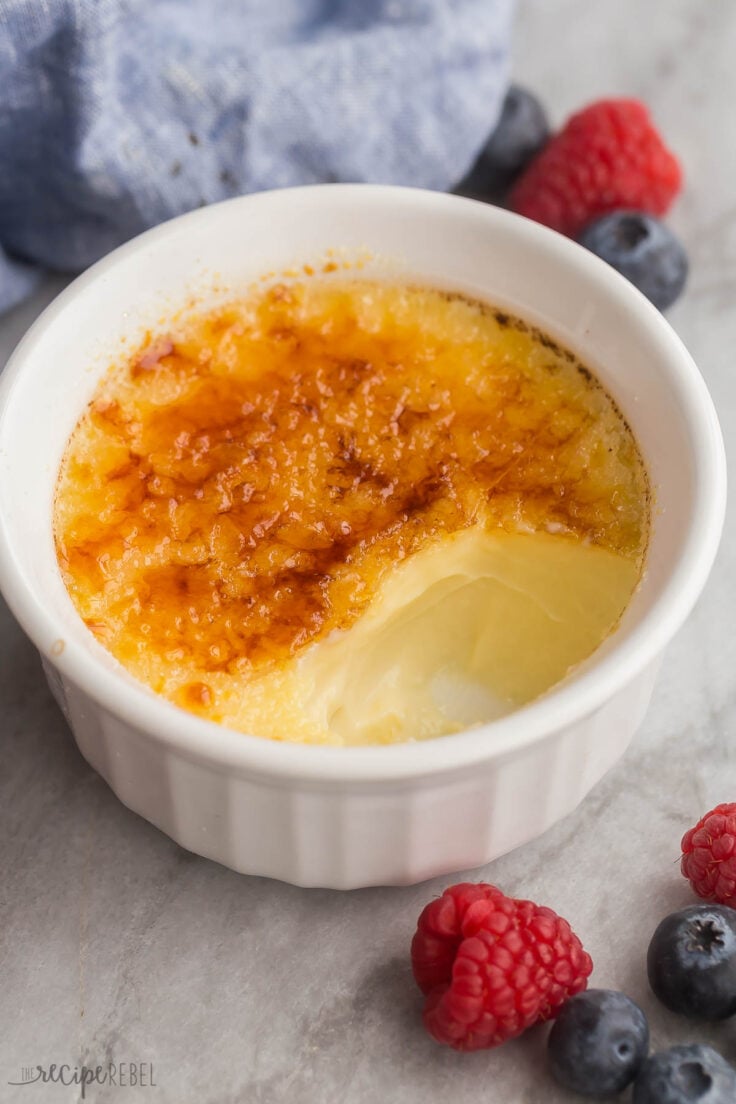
[54,280,649,710]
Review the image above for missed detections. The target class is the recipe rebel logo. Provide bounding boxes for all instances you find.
[8,1062,156,1097]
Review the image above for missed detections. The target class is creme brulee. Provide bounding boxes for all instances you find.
[54,279,650,745]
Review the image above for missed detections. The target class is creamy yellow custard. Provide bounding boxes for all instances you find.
[54,279,649,745]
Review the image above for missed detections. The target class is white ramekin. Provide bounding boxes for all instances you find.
[0,186,726,888]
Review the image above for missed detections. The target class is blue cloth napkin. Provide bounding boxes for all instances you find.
[0,0,513,313]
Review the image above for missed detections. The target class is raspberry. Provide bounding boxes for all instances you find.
[510,99,682,238]
[681,803,736,907]
[410,882,592,1051]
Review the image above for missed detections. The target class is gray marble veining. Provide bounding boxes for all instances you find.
[2,1,736,1101]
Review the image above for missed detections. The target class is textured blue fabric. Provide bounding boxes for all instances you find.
[0,0,513,312]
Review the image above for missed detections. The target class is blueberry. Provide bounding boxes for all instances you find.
[633,1045,736,1104]
[578,210,688,311]
[647,904,736,1019]
[547,989,649,1096]
[460,85,550,198]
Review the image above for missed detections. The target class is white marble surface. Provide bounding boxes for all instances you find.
[2,2,736,1101]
